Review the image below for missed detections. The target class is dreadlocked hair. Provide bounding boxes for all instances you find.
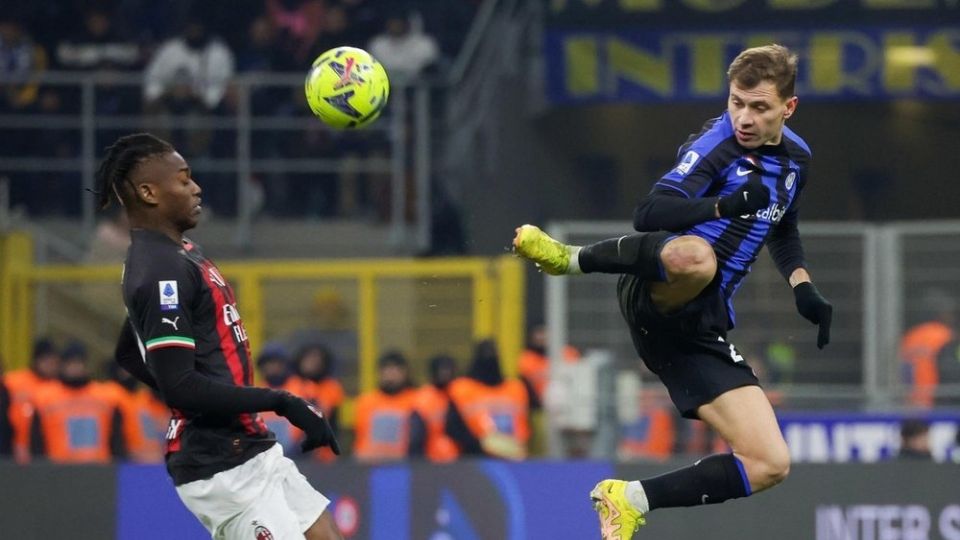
[93,133,173,210]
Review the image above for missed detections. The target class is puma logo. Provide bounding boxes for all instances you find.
[162,316,180,330]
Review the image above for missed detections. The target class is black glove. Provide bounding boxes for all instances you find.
[275,392,341,454]
[717,180,770,218]
[793,282,832,349]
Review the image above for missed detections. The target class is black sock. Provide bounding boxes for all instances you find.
[640,453,751,510]
[578,231,672,280]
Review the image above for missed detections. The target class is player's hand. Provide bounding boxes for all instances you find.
[275,392,341,454]
[793,282,832,349]
[717,180,770,218]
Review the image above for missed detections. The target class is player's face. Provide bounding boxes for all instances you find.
[137,151,202,232]
[727,81,797,149]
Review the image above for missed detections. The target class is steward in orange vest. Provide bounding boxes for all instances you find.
[353,352,424,462]
[448,340,529,460]
[30,343,125,463]
[294,343,346,461]
[901,320,954,407]
[5,338,61,462]
[518,324,581,410]
[98,362,161,463]
[413,355,460,462]
[257,344,310,455]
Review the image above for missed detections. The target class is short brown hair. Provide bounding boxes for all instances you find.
[727,44,798,100]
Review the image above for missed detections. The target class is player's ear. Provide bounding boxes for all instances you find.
[783,96,798,120]
[136,182,160,206]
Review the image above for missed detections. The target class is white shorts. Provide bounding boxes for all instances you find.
[175,444,331,540]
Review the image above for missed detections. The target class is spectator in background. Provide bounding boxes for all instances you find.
[353,351,424,462]
[518,323,580,410]
[293,343,345,456]
[30,342,126,463]
[100,359,167,463]
[144,17,234,111]
[5,338,60,462]
[143,17,234,160]
[447,339,529,460]
[56,6,142,116]
[367,11,439,84]
[265,0,324,69]
[0,16,48,113]
[85,205,131,264]
[257,344,308,456]
[897,419,932,461]
[56,8,140,72]
[900,290,956,408]
[413,354,460,463]
[618,390,676,462]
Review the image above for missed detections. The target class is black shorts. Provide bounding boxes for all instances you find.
[617,273,759,419]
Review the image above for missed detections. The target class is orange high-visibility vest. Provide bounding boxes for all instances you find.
[32,382,121,463]
[301,377,345,461]
[353,389,416,461]
[448,378,530,444]
[900,321,953,407]
[618,400,676,460]
[4,369,57,463]
[518,346,580,403]
[413,384,459,462]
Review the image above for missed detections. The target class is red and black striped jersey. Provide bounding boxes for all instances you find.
[122,228,273,484]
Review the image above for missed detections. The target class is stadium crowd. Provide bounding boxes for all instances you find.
[4,310,959,465]
[1,0,477,218]
[0,334,533,464]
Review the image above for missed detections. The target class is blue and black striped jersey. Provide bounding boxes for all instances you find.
[653,111,811,327]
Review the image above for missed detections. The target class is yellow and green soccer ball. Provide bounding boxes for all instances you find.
[305,46,390,129]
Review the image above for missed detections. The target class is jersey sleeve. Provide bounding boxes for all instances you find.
[655,147,723,198]
[129,258,198,354]
[654,120,736,199]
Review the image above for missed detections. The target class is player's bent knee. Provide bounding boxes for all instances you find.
[749,448,791,491]
[660,236,717,284]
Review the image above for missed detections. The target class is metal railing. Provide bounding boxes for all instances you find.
[0,71,436,254]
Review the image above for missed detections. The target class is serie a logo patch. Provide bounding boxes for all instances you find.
[159,280,179,311]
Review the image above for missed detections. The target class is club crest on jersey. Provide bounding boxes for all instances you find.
[674,150,700,176]
[159,280,179,311]
[785,171,797,190]
[252,522,274,540]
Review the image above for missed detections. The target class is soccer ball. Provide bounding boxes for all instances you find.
[305,46,390,129]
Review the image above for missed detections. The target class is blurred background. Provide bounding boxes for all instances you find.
[0,1,958,539]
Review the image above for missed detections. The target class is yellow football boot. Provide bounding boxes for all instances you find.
[590,479,645,540]
[512,224,572,275]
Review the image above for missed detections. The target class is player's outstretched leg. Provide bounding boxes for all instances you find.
[512,224,673,281]
[589,386,789,537]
